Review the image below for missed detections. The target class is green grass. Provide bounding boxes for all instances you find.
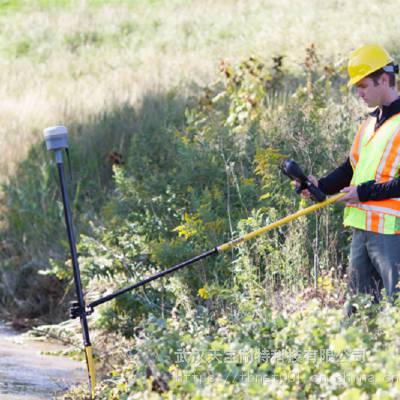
[0,0,71,12]
[0,0,21,11]
[1,1,400,397]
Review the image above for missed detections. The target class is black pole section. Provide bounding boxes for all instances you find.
[57,161,91,347]
[88,247,219,310]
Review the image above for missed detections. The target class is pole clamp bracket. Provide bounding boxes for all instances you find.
[69,301,94,319]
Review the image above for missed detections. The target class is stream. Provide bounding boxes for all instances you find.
[0,321,86,399]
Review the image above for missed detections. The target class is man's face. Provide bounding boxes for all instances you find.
[355,76,385,108]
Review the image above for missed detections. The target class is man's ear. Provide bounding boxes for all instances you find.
[380,73,390,87]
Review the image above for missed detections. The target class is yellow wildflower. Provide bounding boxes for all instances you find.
[198,287,209,300]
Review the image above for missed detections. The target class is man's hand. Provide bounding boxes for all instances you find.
[339,185,359,204]
[295,175,318,199]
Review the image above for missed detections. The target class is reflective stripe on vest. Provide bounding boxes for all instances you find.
[349,118,373,169]
[344,113,400,234]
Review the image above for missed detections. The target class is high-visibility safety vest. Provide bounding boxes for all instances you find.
[344,113,400,234]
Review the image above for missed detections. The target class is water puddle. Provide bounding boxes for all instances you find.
[0,321,86,399]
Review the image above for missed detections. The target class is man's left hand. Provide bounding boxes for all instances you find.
[339,185,360,204]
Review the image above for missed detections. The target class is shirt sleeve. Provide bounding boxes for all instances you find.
[317,157,353,195]
[357,177,400,201]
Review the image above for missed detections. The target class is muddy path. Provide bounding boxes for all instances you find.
[0,321,86,399]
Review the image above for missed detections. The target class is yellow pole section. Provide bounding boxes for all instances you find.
[217,193,345,252]
[85,345,96,399]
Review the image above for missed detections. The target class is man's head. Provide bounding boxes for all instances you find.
[348,44,398,107]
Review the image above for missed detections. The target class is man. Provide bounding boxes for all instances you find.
[302,44,400,311]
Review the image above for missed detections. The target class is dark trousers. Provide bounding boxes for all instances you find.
[348,228,400,302]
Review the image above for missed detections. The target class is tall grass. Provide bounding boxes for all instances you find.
[3,1,400,396]
[1,0,400,179]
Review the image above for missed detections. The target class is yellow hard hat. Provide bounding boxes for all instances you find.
[347,44,393,87]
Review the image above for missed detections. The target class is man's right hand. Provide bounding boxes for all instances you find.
[294,175,318,199]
